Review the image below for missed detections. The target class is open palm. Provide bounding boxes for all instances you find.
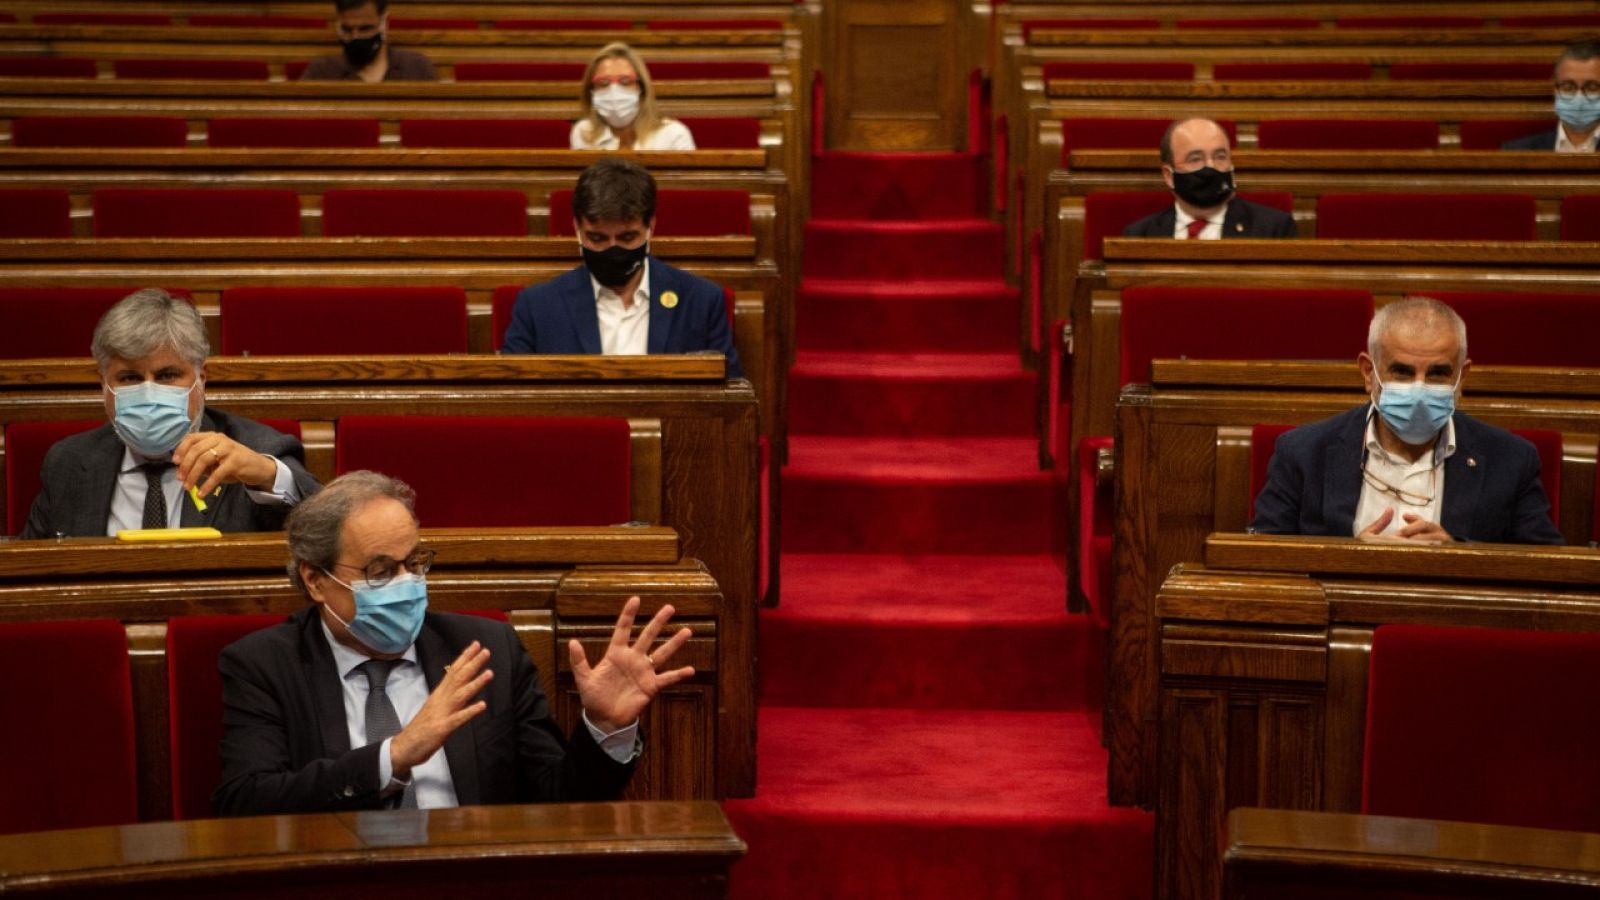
[570,595,694,733]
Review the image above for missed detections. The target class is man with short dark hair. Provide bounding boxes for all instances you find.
[500,158,743,378]
[1503,41,1600,151]
[299,0,436,83]
[1123,117,1297,240]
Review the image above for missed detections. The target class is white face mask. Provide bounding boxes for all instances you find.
[593,84,642,130]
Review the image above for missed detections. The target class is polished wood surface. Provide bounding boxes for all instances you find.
[822,0,967,150]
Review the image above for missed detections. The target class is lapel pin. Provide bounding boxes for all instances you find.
[1234,222,1245,233]
[1467,457,1477,467]
[660,290,679,309]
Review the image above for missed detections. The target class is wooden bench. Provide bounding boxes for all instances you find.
[0,799,745,897]
[1157,534,1600,900]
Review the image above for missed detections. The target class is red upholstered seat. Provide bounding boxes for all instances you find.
[220,287,469,355]
[1021,19,1162,40]
[0,56,98,77]
[648,19,783,30]
[1256,119,1439,150]
[1060,119,1237,159]
[453,62,585,81]
[1176,17,1320,29]
[1042,61,1194,80]
[495,19,631,31]
[1500,14,1600,26]
[0,189,72,238]
[0,287,136,360]
[285,61,309,80]
[208,117,380,148]
[321,189,527,237]
[35,12,172,25]
[335,416,633,527]
[1363,624,1600,833]
[0,619,138,834]
[1213,62,1373,81]
[113,58,271,80]
[188,14,324,28]
[388,17,478,30]
[1460,119,1558,150]
[1389,62,1548,81]
[166,614,285,820]
[648,61,771,80]
[399,118,568,148]
[1561,196,1600,241]
[1336,15,1484,28]
[94,189,302,238]
[1429,290,1600,367]
[678,117,762,149]
[1317,193,1537,241]
[13,115,188,148]
[548,189,751,236]
[6,420,102,536]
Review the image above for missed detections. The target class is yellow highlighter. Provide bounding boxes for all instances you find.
[116,527,223,542]
[188,484,208,512]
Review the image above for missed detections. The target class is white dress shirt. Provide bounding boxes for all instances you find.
[592,260,652,356]
[1172,204,1225,240]
[569,118,696,151]
[110,441,300,535]
[1556,126,1600,153]
[1353,407,1456,537]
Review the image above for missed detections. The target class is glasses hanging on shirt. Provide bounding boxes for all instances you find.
[1361,463,1436,507]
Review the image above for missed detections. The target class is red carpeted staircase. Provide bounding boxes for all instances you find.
[722,151,1153,898]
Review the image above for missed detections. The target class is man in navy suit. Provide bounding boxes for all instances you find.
[1122,117,1297,240]
[1502,41,1600,152]
[1251,297,1562,544]
[501,158,743,379]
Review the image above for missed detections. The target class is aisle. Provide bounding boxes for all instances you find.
[722,151,1153,899]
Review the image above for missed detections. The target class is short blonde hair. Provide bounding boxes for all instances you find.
[576,42,666,145]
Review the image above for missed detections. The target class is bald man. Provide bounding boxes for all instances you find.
[1123,117,1297,240]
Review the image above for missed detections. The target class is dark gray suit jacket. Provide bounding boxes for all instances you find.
[21,409,320,539]
[1122,197,1298,239]
[298,47,437,81]
[1501,128,1563,150]
[212,607,635,816]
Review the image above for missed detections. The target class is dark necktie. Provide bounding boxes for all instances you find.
[1185,218,1209,239]
[140,462,170,529]
[360,659,417,808]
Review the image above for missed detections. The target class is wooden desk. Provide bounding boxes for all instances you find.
[0,800,745,898]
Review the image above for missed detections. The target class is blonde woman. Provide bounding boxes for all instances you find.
[570,43,696,151]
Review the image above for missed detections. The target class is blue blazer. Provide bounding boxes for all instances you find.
[500,258,743,379]
[1250,406,1563,544]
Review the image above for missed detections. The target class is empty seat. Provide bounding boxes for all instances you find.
[188,14,324,28]
[94,188,302,238]
[1460,119,1556,150]
[0,189,72,238]
[1337,15,1485,28]
[1042,61,1194,80]
[0,287,138,360]
[398,118,568,149]
[208,117,380,148]
[1364,624,1600,833]
[1316,193,1537,241]
[6,420,103,535]
[1429,290,1600,367]
[1213,62,1373,81]
[495,18,631,30]
[1256,119,1439,150]
[0,619,138,834]
[1389,62,1548,81]
[647,61,771,80]
[549,189,751,236]
[335,415,633,527]
[1061,119,1237,158]
[220,287,469,355]
[0,56,98,77]
[678,117,763,149]
[1176,17,1320,29]
[647,19,784,30]
[34,12,172,25]
[113,58,271,80]
[13,115,188,148]
[1561,196,1600,241]
[453,62,585,81]
[321,189,527,237]
[1021,19,1162,40]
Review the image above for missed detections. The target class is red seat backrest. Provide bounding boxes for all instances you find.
[94,188,302,238]
[678,117,763,149]
[491,284,524,351]
[13,115,188,148]
[321,189,528,237]
[452,62,585,81]
[1363,624,1600,833]
[335,415,633,526]
[208,117,380,148]
[166,614,285,820]
[1337,15,1484,28]
[1256,119,1439,150]
[1500,14,1600,26]
[1042,61,1194,80]
[388,17,478,30]
[1460,119,1558,150]
[399,118,568,149]
[0,56,98,77]
[647,61,771,80]
[495,18,631,31]
[648,19,783,30]
[1429,290,1600,367]
[1119,287,1373,386]
[1021,19,1161,39]
[0,189,72,238]
[1213,62,1373,81]
[0,287,135,359]
[548,189,751,236]
[1561,196,1600,241]
[0,619,138,834]
[220,287,470,355]
[1389,62,1548,80]
[113,59,271,80]
[6,419,103,536]
[1060,119,1237,160]
[1316,193,1537,241]
[188,14,324,28]
[1177,17,1319,29]
[35,12,172,25]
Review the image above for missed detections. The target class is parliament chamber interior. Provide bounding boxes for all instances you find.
[2,0,1599,897]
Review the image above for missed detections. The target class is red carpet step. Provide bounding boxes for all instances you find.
[762,553,1097,709]
[723,707,1154,900]
[782,436,1052,554]
[803,219,1005,281]
[810,151,986,220]
[788,351,1036,436]
[797,279,1019,353]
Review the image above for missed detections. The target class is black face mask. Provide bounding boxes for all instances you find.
[341,32,384,68]
[1170,165,1235,209]
[582,242,648,289]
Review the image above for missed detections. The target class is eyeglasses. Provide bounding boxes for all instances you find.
[1554,80,1600,100]
[590,75,639,90]
[331,547,436,588]
[1361,464,1436,507]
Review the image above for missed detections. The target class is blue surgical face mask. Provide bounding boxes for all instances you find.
[324,571,428,655]
[1555,94,1600,132]
[1374,378,1458,446]
[108,380,198,458]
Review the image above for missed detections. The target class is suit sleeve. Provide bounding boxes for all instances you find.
[499,287,540,354]
[701,287,744,380]
[504,625,635,802]
[1508,446,1566,545]
[1249,434,1305,535]
[1273,210,1299,238]
[19,458,58,539]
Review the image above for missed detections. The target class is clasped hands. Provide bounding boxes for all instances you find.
[389,596,692,777]
[1358,507,1452,543]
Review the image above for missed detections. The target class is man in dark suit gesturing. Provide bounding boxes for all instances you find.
[1122,117,1297,241]
[213,471,695,814]
[501,158,743,378]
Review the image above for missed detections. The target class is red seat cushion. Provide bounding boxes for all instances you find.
[678,117,763,149]
[647,19,783,30]
[6,420,103,535]
[399,118,568,149]
[1177,17,1320,29]
[1561,196,1600,241]
[220,287,469,355]
[335,415,633,526]
[166,614,286,819]
[495,19,631,31]
[1429,290,1600,367]
[1338,16,1485,28]
[35,12,172,25]
[0,56,98,77]
[1213,62,1373,81]
[647,61,771,80]
[188,14,325,28]
[208,117,380,148]
[1043,61,1194,80]
[1363,624,1600,833]
[548,189,751,236]
[0,287,138,360]
[13,115,188,148]
[0,189,72,237]
[453,62,585,81]
[321,189,527,237]
[1256,119,1438,150]
[1317,193,1537,241]
[113,58,271,80]
[1389,62,1548,81]
[94,188,302,238]
[1460,119,1559,150]
[0,619,138,834]
[1021,19,1161,40]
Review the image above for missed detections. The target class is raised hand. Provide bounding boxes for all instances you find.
[390,641,493,777]
[569,596,694,733]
